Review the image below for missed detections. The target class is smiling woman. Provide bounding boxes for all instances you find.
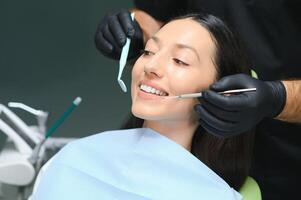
[30,13,254,200]
[126,13,254,190]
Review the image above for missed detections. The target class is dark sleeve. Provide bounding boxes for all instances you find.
[134,0,188,22]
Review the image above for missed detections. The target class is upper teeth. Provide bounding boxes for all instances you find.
[140,84,167,96]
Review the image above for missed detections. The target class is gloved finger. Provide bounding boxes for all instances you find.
[195,105,240,133]
[196,99,240,123]
[103,23,121,55]
[202,90,251,111]
[210,74,252,91]
[198,119,237,138]
[94,27,113,54]
[108,15,127,47]
[117,11,135,38]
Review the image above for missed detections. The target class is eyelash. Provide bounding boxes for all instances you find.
[141,49,154,56]
[173,58,189,66]
[141,49,189,66]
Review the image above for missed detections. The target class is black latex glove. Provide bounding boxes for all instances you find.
[194,74,286,138]
[94,9,144,60]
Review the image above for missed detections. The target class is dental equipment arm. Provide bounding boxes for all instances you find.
[0,142,35,186]
[0,99,79,188]
[0,104,44,152]
[0,103,46,186]
[8,102,48,135]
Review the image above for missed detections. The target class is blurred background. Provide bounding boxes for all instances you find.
[0,0,133,139]
[0,1,132,199]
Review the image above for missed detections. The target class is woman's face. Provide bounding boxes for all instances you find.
[131,18,217,122]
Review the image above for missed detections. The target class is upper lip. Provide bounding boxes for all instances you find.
[139,80,169,95]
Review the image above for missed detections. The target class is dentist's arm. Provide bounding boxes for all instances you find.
[277,80,301,123]
[131,8,163,44]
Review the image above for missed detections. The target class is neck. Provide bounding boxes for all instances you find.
[143,118,198,151]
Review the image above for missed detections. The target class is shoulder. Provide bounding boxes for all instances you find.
[51,128,145,165]
[70,128,144,149]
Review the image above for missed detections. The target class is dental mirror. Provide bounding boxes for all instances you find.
[117,12,135,93]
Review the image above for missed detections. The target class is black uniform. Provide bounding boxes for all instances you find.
[134,0,301,199]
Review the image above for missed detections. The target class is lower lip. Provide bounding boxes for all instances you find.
[137,89,166,100]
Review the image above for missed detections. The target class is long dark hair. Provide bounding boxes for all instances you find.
[122,13,254,190]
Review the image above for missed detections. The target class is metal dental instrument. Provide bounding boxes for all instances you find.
[165,88,257,99]
[117,12,135,93]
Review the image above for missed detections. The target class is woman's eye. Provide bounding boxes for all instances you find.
[141,49,154,56]
[173,58,189,66]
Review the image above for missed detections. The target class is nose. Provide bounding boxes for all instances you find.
[144,52,165,79]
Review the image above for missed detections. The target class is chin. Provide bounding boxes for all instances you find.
[131,106,165,121]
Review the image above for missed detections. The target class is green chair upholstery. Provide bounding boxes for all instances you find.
[239,176,262,200]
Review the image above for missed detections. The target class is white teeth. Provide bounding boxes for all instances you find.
[139,84,167,96]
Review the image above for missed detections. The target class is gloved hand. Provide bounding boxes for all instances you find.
[194,74,286,138]
[94,9,144,60]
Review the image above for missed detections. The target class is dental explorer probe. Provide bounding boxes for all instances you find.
[165,88,257,99]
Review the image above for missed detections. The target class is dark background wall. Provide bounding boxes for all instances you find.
[0,0,133,141]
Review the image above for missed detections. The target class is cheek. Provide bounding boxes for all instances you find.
[164,66,216,117]
[131,58,144,93]
[167,67,216,95]
[131,58,143,81]
[171,99,199,120]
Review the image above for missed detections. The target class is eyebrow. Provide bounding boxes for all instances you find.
[149,36,200,62]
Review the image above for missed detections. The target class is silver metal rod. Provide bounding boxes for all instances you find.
[167,88,257,99]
